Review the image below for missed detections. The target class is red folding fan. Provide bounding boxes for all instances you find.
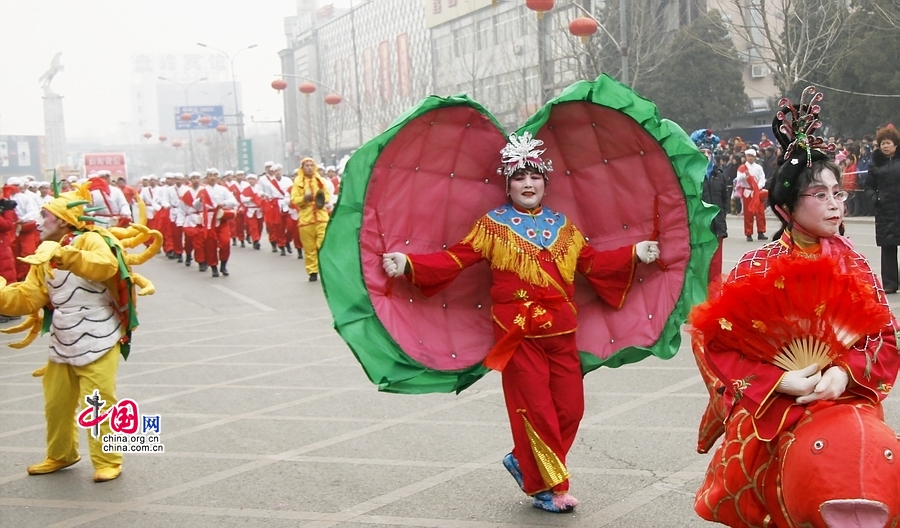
[690,255,891,371]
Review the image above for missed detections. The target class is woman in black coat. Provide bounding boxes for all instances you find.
[865,125,900,292]
[703,156,730,281]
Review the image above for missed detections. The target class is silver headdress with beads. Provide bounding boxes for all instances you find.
[497,132,553,178]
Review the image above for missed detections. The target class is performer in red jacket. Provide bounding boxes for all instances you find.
[692,88,900,527]
[383,133,660,513]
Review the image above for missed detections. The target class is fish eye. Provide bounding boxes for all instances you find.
[812,439,827,453]
[885,449,894,463]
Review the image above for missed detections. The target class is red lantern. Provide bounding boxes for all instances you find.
[179,112,192,121]
[158,135,168,142]
[216,125,228,133]
[143,132,152,139]
[299,82,316,94]
[271,79,287,91]
[324,93,342,105]
[198,116,212,126]
[172,140,183,147]
[526,0,554,18]
[569,16,598,43]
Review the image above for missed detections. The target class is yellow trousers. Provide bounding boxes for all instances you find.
[43,345,122,470]
[299,222,327,275]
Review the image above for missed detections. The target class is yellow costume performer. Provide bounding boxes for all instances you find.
[0,183,161,483]
[290,157,331,281]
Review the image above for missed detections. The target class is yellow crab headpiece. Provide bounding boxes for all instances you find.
[41,182,97,231]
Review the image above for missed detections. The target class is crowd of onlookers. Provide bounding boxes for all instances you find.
[711,131,877,217]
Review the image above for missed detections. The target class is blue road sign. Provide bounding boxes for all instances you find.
[175,106,224,130]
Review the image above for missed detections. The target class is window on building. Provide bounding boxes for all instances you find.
[750,98,768,111]
[496,9,519,43]
[476,18,495,50]
[454,26,474,57]
[434,34,453,67]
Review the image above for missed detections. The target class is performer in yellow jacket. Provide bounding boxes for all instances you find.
[290,157,331,281]
[0,183,160,482]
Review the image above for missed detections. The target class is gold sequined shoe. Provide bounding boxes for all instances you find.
[93,465,122,483]
[27,456,81,475]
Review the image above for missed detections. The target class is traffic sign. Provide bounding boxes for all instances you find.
[175,106,224,130]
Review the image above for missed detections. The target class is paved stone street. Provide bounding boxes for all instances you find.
[2,215,898,527]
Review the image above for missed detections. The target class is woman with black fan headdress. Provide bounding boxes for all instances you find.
[864,124,900,293]
[690,87,900,527]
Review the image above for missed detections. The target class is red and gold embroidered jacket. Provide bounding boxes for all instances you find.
[406,204,637,344]
[705,231,900,440]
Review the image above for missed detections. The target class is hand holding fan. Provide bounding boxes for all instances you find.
[690,255,891,372]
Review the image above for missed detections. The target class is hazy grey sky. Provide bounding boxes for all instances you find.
[0,0,339,139]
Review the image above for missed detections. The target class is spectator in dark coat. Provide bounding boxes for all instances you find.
[865,125,900,292]
[703,156,730,281]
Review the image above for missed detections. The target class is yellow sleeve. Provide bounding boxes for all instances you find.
[55,232,119,283]
[290,178,305,208]
[321,176,332,205]
[0,267,50,316]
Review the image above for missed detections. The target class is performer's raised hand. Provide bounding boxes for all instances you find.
[382,252,407,278]
[776,364,821,396]
[795,365,848,404]
[635,241,660,264]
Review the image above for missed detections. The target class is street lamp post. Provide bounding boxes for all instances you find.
[158,75,208,171]
[197,42,257,168]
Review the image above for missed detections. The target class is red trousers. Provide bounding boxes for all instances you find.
[204,221,231,266]
[498,328,582,495]
[263,201,286,247]
[171,225,184,255]
[232,213,245,242]
[159,211,174,252]
[741,198,766,236]
[184,226,206,264]
[289,214,302,250]
[245,215,262,243]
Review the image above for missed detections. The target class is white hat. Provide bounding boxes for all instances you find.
[149,174,159,181]
[224,170,234,176]
[98,170,112,177]
[140,175,150,181]
[744,149,757,157]
[264,161,274,167]
[326,165,336,172]
[87,172,100,179]
[27,180,40,189]
[236,170,245,175]
[246,173,257,180]
[39,181,51,188]
[67,175,78,183]
[163,172,174,178]
[206,167,219,174]
[160,176,167,183]
[173,172,184,178]
[189,171,201,177]
[6,177,21,186]
[272,163,282,171]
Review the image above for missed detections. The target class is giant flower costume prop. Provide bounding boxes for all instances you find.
[320,74,717,394]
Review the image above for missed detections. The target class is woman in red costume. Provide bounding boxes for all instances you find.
[693,88,900,527]
[382,132,660,513]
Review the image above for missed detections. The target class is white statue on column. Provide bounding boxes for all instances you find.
[39,52,64,96]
